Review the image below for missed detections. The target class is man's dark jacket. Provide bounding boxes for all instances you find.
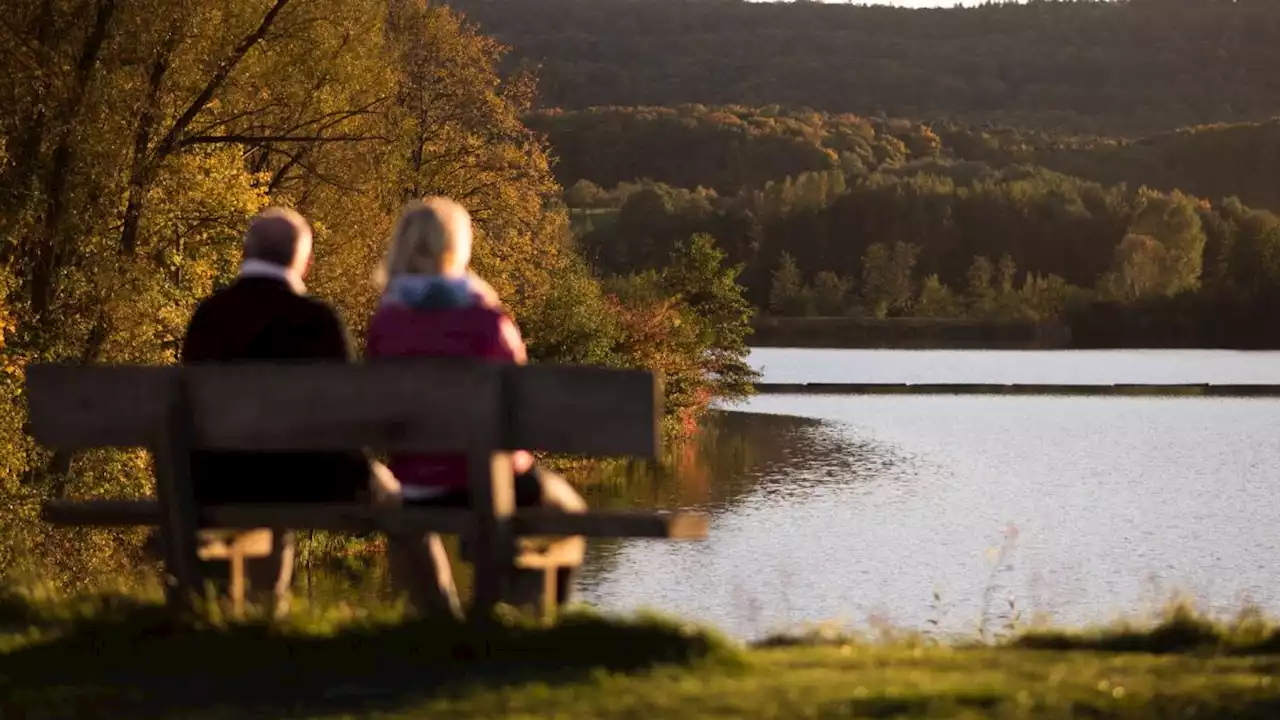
[181,276,369,505]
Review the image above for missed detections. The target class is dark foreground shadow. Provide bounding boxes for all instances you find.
[0,593,741,719]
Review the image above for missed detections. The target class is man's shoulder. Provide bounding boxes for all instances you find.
[200,280,340,318]
[187,283,238,323]
[263,288,346,333]
[296,293,345,325]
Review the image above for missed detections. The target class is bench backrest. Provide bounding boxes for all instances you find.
[26,361,662,458]
[28,360,664,618]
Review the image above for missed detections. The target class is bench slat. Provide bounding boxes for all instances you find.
[508,364,660,458]
[42,499,162,526]
[26,365,174,449]
[26,362,501,453]
[41,500,708,540]
[189,362,502,453]
[207,504,477,535]
[26,362,660,457]
[515,508,708,540]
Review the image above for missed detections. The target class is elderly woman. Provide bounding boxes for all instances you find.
[366,197,586,614]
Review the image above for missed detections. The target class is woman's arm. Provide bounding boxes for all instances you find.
[497,315,528,365]
[363,310,380,359]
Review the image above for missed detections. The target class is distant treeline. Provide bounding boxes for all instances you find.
[446,0,1280,134]
[546,106,1280,348]
[751,316,1069,350]
[531,107,1280,215]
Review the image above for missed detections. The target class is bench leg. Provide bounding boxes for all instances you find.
[504,534,586,621]
[507,564,583,622]
[229,545,246,620]
[508,568,557,621]
[556,565,580,607]
[191,528,286,620]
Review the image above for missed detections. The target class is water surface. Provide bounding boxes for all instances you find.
[749,348,1280,385]
[294,350,1280,641]
[578,350,1280,639]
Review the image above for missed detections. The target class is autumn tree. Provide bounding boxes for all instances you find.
[0,0,397,584]
[1101,234,1168,301]
[965,255,997,317]
[0,0,752,586]
[1018,273,1076,322]
[811,271,853,316]
[861,241,919,318]
[768,252,808,316]
[565,179,608,208]
[1125,189,1207,297]
[916,275,963,318]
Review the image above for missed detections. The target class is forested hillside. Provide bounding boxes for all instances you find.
[531,107,1280,213]
[542,106,1280,347]
[445,0,1280,134]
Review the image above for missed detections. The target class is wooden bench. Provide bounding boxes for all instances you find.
[26,360,706,622]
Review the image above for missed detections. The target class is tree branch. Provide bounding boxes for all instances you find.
[118,22,183,256]
[267,147,310,194]
[184,102,286,139]
[180,134,387,146]
[150,0,293,163]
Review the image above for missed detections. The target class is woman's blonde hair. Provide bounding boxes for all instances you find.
[374,197,473,289]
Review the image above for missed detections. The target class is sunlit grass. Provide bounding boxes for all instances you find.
[2,584,1279,718]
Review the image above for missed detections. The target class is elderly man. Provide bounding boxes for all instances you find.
[180,207,373,614]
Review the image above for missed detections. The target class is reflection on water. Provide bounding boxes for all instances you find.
[576,412,841,594]
[295,411,812,611]
[584,395,1280,640]
[577,410,944,636]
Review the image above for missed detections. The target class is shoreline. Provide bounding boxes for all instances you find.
[749,316,1280,351]
[750,316,1071,350]
[752,382,1280,396]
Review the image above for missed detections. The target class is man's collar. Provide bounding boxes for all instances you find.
[238,258,306,295]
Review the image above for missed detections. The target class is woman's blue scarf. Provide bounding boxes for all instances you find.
[382,274,480,310]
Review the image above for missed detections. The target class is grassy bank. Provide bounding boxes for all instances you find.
[2,588,1279,718]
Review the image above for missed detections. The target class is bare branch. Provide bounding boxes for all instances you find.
[186,99,387,149]
[180,133,386,146]
[151,0,293,163]
[185,102,286,139]
[267,147,310,194]
[288,154,365,194]
[454,178,509,203]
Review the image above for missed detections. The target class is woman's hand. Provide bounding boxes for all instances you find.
[513,450,535,475]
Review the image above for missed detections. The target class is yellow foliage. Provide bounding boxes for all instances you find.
[0,0,605,586]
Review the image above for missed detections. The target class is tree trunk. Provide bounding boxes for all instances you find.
[26,0,119,316]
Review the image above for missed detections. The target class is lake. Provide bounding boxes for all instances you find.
[747,347,1280,385]
[576,348,1280,640]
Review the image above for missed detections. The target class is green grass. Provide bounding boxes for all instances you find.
[1014,603,1280,656]
[2,587,1279,718]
